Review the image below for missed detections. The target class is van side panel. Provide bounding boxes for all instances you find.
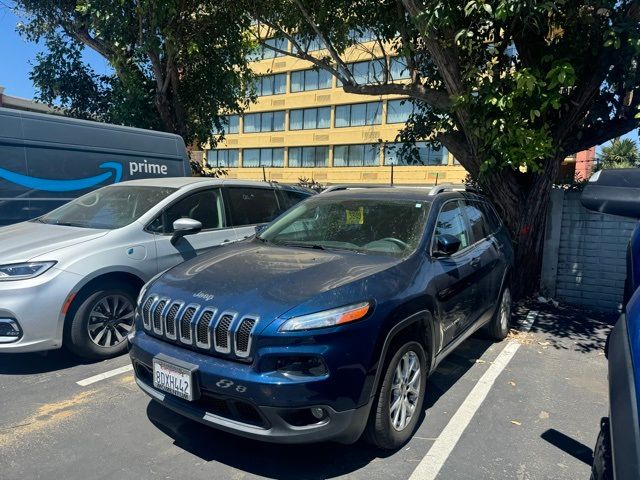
[0,108,191,226]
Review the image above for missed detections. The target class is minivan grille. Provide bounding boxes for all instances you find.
[141,296,258,361]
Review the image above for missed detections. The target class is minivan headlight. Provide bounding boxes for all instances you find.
[279,302,371,332]
[0,262,56,281]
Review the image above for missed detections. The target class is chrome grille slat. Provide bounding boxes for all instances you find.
[195,308,217,348]
[164,301,183,340]
[235,316,258,358]
[152,298,169,335]
[179,304,199,344]
[214,312,236,354]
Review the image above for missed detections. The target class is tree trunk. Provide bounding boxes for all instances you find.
[480,157,560,299]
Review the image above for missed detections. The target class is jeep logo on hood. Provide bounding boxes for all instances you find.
[193,291,215,302]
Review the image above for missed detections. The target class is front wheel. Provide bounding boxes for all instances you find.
[66,282,137,360]
[364,341,427,450]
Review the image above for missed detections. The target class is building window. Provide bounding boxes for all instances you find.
[254,74,286,96]
[247,38,289,61]
[289,107,331,130]
[386,99,415,124]
[335,102,382,128]
[384,142,448,166]
[390,57,411,80]
[348,28,376,43]
[242,148,285,167]
[290,68,332,92]
[293,35,325,52]
[333,144,380,167]
[207,149,239,168]
[223,115,240,134]
[243,111,285,133]
[288,146,329,167]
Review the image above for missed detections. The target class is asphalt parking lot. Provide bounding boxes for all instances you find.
[0,303,613,480]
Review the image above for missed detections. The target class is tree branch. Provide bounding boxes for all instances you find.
[342,82,450,110]
[564,116,640,156]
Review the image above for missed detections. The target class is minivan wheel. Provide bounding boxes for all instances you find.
[364,341,427,450]
[66,282,137,360]
[488,285,511,341]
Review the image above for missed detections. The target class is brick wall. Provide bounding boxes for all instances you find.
[543,189,636,311]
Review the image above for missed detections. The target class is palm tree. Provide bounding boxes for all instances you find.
[597,137,640,169]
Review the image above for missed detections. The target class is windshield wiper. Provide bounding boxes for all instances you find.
[281,242,326,250]
[54,221,87,228]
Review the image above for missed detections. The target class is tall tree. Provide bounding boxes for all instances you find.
[598,137,640,169]
[15,0,256,146]
[247,0,640,294]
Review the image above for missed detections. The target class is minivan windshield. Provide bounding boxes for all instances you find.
[259,196,430,257]
[36,185,177,230]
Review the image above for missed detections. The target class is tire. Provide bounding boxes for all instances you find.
[66,282,137,360]
[364,340,428,450]
[591,417,613,480]
[487,284,511,341]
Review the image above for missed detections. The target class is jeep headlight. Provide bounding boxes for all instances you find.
[0,262,56,281]
[279,302,371,332]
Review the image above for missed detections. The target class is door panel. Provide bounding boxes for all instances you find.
[462,201,502,317]
[152,188,238,272]
[431,200,480,347]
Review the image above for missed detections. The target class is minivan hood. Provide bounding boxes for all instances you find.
[0,221,109,263]
[150,241,402,320]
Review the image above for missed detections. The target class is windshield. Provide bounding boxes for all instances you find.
[37,185,177,230]
[260,196,430,257]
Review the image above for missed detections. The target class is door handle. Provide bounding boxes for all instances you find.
[470,257,480,268]
[222,239,231,243]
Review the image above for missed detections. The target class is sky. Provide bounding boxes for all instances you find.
[0,2,637,150]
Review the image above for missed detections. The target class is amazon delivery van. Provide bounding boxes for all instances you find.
[0,107,191,226]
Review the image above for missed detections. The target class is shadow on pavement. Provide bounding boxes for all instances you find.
[513,302,616,354]
[541,428,594,465]
[0,349,101,375]
[145,334,494,479]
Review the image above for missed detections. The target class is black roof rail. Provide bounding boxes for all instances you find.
[321,184,389,194]
[428,184,479,196]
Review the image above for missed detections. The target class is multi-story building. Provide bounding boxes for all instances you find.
[205,35,467,186]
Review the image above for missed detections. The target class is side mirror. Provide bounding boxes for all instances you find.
[171,218,202,245]
[433,234,462,257]
[254,224,268,236]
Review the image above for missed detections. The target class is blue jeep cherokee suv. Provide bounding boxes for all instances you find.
[129,186,514,449]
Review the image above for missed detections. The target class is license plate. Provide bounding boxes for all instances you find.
[153,358,194,401]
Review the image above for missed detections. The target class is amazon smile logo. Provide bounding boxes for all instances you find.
[0,162,123,192]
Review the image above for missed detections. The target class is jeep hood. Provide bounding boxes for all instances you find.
[0,221,109,263]
[150,241,403,321]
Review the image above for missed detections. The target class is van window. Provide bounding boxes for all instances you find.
[278,189,311,210]
[226,187,280,226]
[150,189,224,233]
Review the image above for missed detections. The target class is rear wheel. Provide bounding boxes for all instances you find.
[364,341,427,450]
[66,282,136,359]
[487,285,511,341]
[591,417,613,480]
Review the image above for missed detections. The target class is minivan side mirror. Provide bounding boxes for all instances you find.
[171,218,202,245]
[433,234,462,257]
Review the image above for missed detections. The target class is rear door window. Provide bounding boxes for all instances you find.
[277,189,311,210]
[462,201,493,243]
[225,187,281,226]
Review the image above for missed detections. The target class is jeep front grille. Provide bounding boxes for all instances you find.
[141,296,258,360]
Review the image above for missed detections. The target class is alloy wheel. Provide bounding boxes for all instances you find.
[389,350,421,431]
[87,294,134,348]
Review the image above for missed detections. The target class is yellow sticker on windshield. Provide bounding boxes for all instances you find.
[345,207,364,225]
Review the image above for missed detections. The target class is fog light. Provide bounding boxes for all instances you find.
[0,318,21,343]
[311,407,326,420]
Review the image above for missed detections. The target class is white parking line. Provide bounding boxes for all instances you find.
[76,364,133,387]
[409,311,538,480]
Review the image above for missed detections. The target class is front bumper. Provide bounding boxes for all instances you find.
[129,331,371,444]
[0,267,80,352]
